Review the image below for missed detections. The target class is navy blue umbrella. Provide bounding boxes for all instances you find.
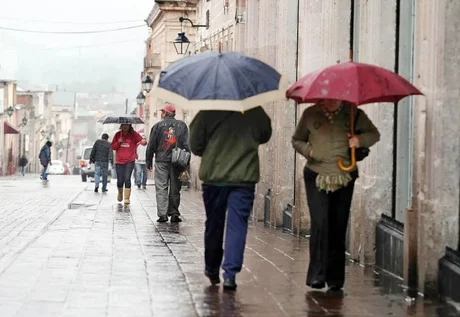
[153,51,289,111]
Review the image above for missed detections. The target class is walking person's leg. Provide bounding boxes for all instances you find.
[202,184,229,285]
[40,165,45,180]
[123,162,135,204]
[42,165,48,181]
[101,162,109,192]
[94,162,101,192]
[154,162,170,222]
[222,186,255,290]
[115,164,125,202]
[141,164,148,189]
[135,163,142,188]
[326,180,356,290]
[168,164,182,222]
[21,166,24,176]
[304,168,330,289]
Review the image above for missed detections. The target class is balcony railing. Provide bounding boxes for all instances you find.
[144,54,161,70]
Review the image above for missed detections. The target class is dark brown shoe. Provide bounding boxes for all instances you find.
[157,216,168,223]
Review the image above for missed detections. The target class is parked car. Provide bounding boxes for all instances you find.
[79,146,94,182]
[48,160,65,175]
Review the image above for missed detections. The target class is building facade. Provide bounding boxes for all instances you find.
[145,0,460,299]
[143,0,197,137]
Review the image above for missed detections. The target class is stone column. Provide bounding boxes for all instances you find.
[410,0,460,295]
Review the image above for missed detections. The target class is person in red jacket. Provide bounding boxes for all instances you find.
[111,124,146,204]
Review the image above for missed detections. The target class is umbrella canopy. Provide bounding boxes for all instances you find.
[153,51,289,112]
[286,61,423,106]
[99,116,145,125]
[286,61,423,172]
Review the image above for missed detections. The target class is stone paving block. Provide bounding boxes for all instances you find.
[65,291,108,309]
[0,300,23,317]
[61,308,107,317]
[15,301,65,317]
[107,305,152,317]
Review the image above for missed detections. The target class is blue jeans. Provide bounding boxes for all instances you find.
[135,163,147,186]
[116,162,135,189]
[202,184,255,280]
[41,165,48,180]
[94,161,109,191]
[21,166,25,176]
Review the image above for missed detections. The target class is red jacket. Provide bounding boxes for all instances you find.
[111,130,143,164]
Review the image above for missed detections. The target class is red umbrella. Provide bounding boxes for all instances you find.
[286,61,423,171]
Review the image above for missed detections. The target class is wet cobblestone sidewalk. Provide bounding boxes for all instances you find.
[0,176,459,316]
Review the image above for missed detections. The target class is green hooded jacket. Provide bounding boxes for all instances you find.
[190,106,272,186]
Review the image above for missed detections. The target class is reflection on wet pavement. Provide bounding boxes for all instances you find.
[0,179,458,317]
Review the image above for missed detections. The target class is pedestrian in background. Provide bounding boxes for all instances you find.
[190,106,272,291]
[18,155,28,176]
[111,124,145,204]
[135,134,148,189]
[146,104,189,223]
[292,99,380,291]
[90,133,113,193]
[38,141,52,182]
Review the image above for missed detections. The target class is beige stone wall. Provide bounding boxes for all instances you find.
[411,0,460,293]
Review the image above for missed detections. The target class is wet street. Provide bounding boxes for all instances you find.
[0,175,459,317]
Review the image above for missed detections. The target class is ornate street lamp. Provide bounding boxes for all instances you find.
[173,32,191,55]
[6,106,14,117]
[136,92,146,106]
[142,76,153,93]
[21,116,28,126]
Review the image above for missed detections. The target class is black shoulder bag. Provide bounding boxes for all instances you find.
[171,123,191,171]
[350,109,370,162]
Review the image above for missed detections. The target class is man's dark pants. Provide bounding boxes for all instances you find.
[154,161,182,217]
[202,184,255,280]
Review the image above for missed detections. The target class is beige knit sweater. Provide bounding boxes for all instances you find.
[292,102,380,192]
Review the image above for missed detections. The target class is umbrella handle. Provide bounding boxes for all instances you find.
[338,103,356,172]
[338,148,356,172]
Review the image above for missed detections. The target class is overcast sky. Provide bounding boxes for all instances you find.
[0,0,153,97]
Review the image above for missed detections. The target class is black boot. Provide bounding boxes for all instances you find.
[223,279,237,291]
[170,215,182,223]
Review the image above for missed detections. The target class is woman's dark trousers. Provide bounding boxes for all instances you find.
[304,168,355,288]
[116,162,135,189]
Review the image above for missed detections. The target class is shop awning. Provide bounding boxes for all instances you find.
[4,122,19,134]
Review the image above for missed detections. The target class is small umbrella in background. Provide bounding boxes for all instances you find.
[98,115,145,125]
[286,61,423,171]
[152,51,289,112]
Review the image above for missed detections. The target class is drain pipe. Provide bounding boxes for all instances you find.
[292,0,300,212]
[349,0,355,61]
[404,0,419,299]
